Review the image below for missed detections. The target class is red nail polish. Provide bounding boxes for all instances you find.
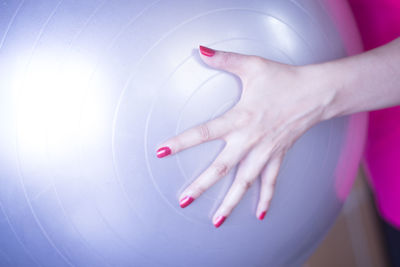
[199,45,215,57]
[259,211,267,220]
[214,216,226,228]
[179,196,194,208]
[156,146,171,158]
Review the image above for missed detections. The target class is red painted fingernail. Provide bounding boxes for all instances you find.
[156,146,171,158]
[258,211,267,220]
[214,216,226,228]
[199,45,215,57]
[179,196,194,208]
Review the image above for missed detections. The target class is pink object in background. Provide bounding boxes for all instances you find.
[348,0,400,229]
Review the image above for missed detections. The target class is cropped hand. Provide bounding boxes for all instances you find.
[156,45,335,227]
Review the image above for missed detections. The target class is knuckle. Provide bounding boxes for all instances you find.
[192,183,206,195]
[197,124,211,142]
[214,52,230,69]
[221,52,230,66]
[212,162,229,178]
[221,52,235,68]
[171,138,182,151]
[237,179,253,191]
[262,174,275,186]
[220,53,246,75]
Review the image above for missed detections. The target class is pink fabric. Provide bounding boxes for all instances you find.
[348,0,400,229]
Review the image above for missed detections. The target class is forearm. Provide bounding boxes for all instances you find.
[307,37,400,119]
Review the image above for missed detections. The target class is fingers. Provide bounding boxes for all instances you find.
[156,112,234,158]
[211,144,271,227]
[256,155,284,220]
[199,45,255,78]
[178,138,250,208]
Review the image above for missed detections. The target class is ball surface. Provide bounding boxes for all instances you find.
[0,0,366,266]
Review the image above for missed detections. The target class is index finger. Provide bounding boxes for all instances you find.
[156,113,234,157]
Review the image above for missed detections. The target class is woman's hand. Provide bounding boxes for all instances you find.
[156,45,336,227]
[155,38,400,227]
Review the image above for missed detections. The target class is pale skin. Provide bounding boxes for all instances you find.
[156,37,400,227]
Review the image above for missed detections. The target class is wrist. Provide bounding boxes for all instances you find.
[300,62,346,121]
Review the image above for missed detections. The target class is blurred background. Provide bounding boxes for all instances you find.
[305,167,392,267]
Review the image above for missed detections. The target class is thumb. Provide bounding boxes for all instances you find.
[199,45,253,77]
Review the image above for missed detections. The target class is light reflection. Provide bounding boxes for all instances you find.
[16,54,104,159]
[263,16,298,56]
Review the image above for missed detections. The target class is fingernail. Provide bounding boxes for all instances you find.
[156,146,171,158]
[179,196,194,208]
[199,45,215,57]
[258,211,267,220]
[214,216,226,228]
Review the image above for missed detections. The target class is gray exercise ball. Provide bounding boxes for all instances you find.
[0,0,367,266]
